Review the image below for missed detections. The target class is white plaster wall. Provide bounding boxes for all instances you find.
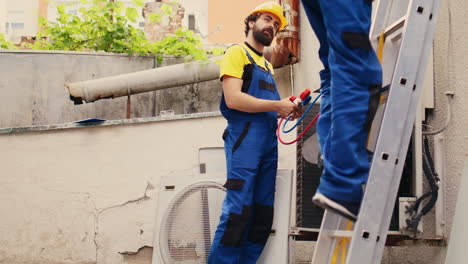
[0,114,297,264]
[433,0,468,256]
[445,155,468,263]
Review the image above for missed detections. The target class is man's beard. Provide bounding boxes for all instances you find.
[252,24,274,46]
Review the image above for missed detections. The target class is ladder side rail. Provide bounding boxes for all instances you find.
[371,0,442,261]
[370,0,395,39]
[345,0,435,262]
[311,210,344,264]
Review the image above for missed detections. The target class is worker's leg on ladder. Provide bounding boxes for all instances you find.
[315,0,382,205]
[239,133,278,263]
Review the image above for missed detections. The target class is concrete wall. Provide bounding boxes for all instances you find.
[0,50,157,128]
[0,113,298,264]
[0,51,230,129]
[293,0,468,263]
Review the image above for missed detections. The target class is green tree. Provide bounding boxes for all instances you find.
[29,0,220,62]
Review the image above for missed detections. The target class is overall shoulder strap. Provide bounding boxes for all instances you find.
[234,44,256,65]
[264,60,271,73]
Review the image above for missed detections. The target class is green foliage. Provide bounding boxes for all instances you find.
[29,0,149,53]
[149,28,208,64]
[0,33,18,50]
[132,0,144,7]
[28,0,218,62]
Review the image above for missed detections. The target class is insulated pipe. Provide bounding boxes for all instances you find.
[65,57,221,104]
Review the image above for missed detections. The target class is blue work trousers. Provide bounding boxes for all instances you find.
[302,0,382,202]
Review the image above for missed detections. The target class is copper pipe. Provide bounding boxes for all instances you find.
[281,0,299,61]
[264,0,300,68]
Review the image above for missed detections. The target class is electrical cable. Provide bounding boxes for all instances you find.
[423,2,455,136]
[405,136,440,231]
[422,92,454,135]
[406,153,439,231]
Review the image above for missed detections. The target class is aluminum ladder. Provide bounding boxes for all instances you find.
[311,0,442,263]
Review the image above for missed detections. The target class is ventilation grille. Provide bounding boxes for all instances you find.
[159,182,225,263]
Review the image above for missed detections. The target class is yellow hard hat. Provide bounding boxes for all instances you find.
[251,2,288,31]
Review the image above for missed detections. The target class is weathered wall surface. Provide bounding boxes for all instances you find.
[432,0,468,259]
[0,50,291,129]
[0,114,298,264]
[0,50,156,128]
[153,57,292,116]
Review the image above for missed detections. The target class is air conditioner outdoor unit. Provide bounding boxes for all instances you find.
[152,169,293,264]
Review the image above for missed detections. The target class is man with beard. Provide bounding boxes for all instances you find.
[208,2,300,263]
[302,0,382,221]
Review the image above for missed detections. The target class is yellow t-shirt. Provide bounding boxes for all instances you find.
[219,43,274,81]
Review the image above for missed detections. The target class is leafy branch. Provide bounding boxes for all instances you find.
[26,0,219,62]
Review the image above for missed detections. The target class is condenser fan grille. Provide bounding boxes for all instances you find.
[159,182,225,263]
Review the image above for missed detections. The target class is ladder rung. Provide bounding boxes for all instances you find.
[324,230,354,238]
[324,230,403,239]
[375,16,406,40]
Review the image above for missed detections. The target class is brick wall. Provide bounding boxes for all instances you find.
[143,1,185,42]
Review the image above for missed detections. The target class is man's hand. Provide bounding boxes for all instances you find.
[222,76,304,118]
[275,98,301,118]
[290,106,304,120]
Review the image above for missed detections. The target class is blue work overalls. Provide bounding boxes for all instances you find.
[302,0,383,203]
[208,46,280,264]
